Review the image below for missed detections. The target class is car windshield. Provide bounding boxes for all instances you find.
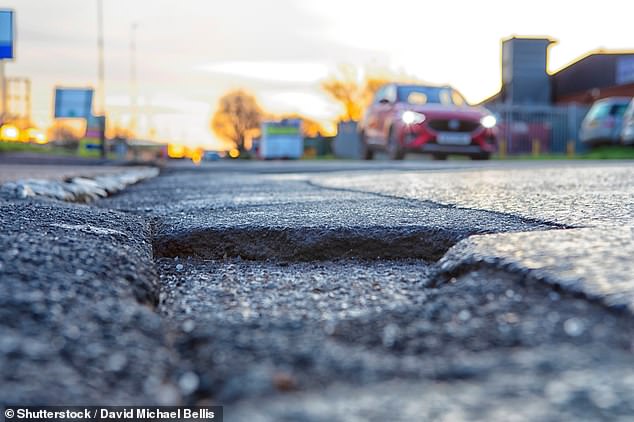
[611,104,629,116]
[586,102,629,120]
[586,104,610,120]
[397,86,466,106]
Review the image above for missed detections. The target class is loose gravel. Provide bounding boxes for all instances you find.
[158,259,634,420]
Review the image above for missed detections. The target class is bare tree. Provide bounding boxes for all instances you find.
[321,65,363,122]
[211,90,263,153]
[321,65,393,122]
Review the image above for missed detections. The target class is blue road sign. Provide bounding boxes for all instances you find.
[0,10,14,60]
[54,88,94,118]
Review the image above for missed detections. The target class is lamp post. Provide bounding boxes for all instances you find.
[97,0,106,158]
[129,22,138,138]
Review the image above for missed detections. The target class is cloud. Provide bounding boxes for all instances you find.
[197,61,330,84]
[262,90,340,120]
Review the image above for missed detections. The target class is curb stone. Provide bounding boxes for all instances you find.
[0,167,159,203]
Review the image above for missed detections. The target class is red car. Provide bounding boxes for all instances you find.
[359,84,498,160]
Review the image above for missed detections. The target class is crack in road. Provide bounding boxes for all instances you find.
[305,178,577,230]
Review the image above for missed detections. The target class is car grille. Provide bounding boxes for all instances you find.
[427,119,481,133]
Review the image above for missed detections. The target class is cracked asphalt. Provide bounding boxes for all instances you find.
[314,163,634,311]
[2,160,634,420]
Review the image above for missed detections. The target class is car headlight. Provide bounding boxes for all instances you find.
[480,115,497,129]
[402,111,426,125]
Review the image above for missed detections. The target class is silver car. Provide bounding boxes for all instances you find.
[621,99,634,145]
[580,97,631,147]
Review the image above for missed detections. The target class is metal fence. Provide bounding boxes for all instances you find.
[487,103,590,155]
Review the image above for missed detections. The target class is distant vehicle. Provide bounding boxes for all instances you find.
[259,119,303,160]
[358,83,498,160]
[621,99,634,146]
[203,151,223,161]
[580,97,630,147]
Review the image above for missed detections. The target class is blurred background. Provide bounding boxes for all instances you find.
[0,0,633,162]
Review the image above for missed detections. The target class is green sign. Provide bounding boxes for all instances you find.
[265,126,300,136]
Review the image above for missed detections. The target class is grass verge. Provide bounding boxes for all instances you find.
[0,142,77,156]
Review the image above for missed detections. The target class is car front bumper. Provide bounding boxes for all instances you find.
[398,123,497,155]
[412,143,487,154]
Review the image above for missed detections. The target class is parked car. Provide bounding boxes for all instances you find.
[580,97,631,147]
[358,83,498,160]
[621,99,634,145]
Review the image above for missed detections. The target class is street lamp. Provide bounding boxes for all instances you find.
[129,22,138,137]
[97,0,106,158]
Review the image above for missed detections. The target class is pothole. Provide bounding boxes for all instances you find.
[138,175,622,413]
[153,226,465,261]
[152,217,563,263]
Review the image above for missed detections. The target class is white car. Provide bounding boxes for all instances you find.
[580,97,630,147]
[621,99,634,145]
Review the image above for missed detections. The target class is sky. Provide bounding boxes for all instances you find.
[3,0,633,148]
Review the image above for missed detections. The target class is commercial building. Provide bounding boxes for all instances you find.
[553,51,634,104]
[483,36,634,106]
[479,37,634,154]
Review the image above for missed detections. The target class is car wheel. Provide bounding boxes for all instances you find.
[471,153,490,160]
[387,128,405,160]
[431,154,447,160]
[360,132,374,160]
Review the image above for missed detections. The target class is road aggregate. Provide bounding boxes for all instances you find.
[0,199,180,404]
[158,259,634,419]
[2,161,634,420]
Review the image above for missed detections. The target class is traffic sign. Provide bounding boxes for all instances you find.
[85,114,105,138]
[0,9,14,60]
[54,87,94,118]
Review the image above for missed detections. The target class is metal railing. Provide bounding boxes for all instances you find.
[487,103,590,156]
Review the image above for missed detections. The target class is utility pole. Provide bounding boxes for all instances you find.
[97,0,106,158]
[0,61,6,123]
[129,22,138,138]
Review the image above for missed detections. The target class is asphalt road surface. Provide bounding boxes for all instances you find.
[1,159,634,420]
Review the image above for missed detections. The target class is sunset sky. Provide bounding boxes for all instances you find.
[3,0,633,148]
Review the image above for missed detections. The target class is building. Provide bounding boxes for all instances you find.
[552,51,634,104]
[483,36,634,106]
[1,77,32,125]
